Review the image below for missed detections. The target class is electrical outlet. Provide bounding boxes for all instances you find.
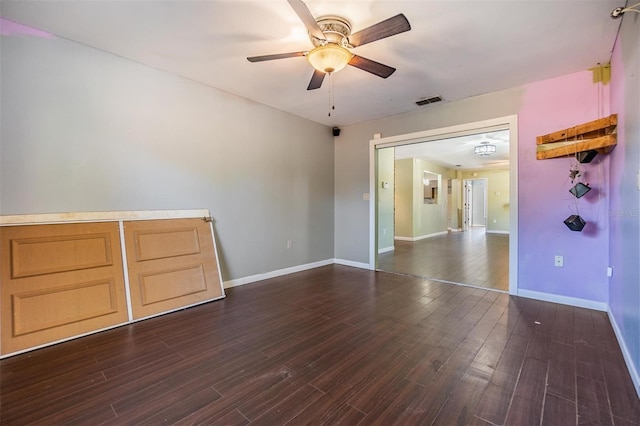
[554,255,564,267]
[607,266,613,277]
[287,240,292,249]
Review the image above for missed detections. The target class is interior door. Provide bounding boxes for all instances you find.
[463,180,473,230]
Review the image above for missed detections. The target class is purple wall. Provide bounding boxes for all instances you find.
[609,14,640,394]
[518,71,610,303]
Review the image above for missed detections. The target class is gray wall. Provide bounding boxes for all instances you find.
[1,31,335,282]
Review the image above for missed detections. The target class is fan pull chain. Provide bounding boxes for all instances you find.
[328,72,335,117]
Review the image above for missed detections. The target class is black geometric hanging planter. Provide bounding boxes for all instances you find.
[576,150,598,164]
[569,182,591,198]
[564,215,586,231]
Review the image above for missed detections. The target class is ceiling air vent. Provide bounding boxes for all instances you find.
[415,96,442,106]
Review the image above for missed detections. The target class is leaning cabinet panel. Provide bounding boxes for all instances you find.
[0,222,129,355]
[123,219,223,319]
[0,210,225,357]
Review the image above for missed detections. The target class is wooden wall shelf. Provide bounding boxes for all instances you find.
[536,114,617,160]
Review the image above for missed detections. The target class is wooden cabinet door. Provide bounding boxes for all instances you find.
[123,219,223,320]
[0,222,129,355]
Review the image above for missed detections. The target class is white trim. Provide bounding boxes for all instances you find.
[118,221,134,322]
[334,258,371,270]
[517,289,608,312]
[486,230,510,235]
[394,231,448,242]
[378,246,395,254]
[607,308,640,398]
[369,122,511,147]
[223,259,334,288]
[369,144,377,268]
[507,117,519,296]
[369,114,519,295]
[0,209,211,226]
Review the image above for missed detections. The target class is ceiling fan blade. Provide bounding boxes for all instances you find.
[287,0,326,41]
[348,55,396,78]
[247,52,306,62]
[307,69,325,90]
[349,14,411,47]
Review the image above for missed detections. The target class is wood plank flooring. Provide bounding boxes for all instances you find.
[378,227,509,291]
[1,265,638,425]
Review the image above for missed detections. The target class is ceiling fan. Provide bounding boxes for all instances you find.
[247,0,411,90]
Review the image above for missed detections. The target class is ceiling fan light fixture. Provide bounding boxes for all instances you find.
[306,44,352,74]
[474,142,496,156]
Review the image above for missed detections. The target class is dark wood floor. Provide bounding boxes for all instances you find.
[1,265,638,425]
[378,227,509,292]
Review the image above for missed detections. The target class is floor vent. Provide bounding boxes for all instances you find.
[416,96,443,106]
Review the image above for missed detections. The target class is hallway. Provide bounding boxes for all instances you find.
[378,227,509,291]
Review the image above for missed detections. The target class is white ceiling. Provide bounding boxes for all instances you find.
[0,0,623,129]
[0,1,623,170]
[395,129,510,170]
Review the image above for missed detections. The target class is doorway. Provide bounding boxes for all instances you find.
[369,115,518,294]
[464,178,488,230]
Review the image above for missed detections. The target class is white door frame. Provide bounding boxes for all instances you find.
[369,115,518,295]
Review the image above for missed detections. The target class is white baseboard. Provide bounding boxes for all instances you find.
[333,258,371,270]
[223,259,333,288]
[394,231,448,242]
[378,246,395,254]
[517,289,608,312]
[486,230,510,235]
[607,308,640,398]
